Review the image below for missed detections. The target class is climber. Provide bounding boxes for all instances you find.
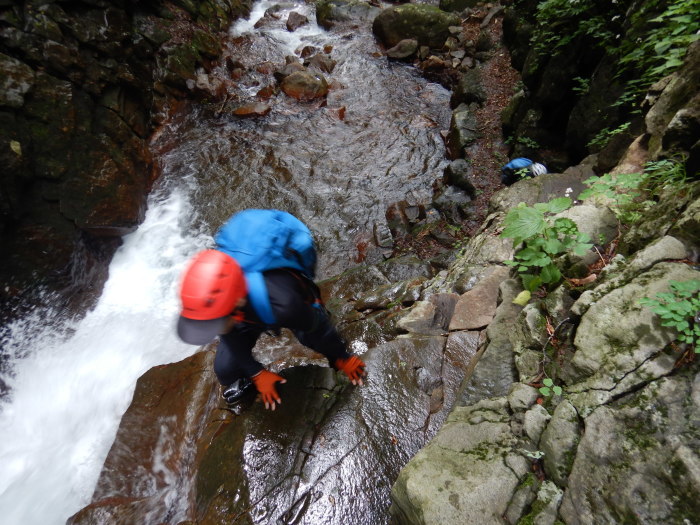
[500,157,547,186]
[176,209,366,411]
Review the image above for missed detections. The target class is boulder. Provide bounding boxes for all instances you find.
[316,0,381,30]
[386,39,419,60]
[304,53,337,73]
[390,397,530,524]
[443,158,477,196]
[450,67,487,109]
[560,369,700,523]
[645,41,700,162]
[232,102,272,117]
[439,0,480,13]
[280,71,329,100]
[449,266,510,330]
[565,262,700,413]
[286,11,309,31]
[372,4,461,49]
[446,103,480,159]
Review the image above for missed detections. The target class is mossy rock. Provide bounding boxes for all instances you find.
[372,4,460,49]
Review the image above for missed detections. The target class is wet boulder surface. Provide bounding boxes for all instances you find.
[70,335,481,524]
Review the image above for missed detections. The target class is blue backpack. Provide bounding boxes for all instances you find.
[501,157,533,186]
[214,209,317,325]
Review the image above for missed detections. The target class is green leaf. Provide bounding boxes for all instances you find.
[501,207,546,244]
[553,217,578,233]
[512,290,532,306]
[552,386,563,396]
[545,197,573,214]
[532,254,553,267]
[540,264,562,284]
[539,386,551,396]
[573,243,593,256]
[578,188,594,200]
[516,247,541,261]
[522,274,543,292]
[543,238,564,254]
[542,378,553,387]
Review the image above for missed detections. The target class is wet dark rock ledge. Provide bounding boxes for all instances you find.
[0,0,251,312]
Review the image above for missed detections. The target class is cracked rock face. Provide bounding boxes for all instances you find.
[560,370,700,524]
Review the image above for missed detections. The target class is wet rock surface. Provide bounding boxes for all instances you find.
[0,0,252,310]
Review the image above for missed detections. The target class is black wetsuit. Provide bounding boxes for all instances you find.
[213,268,350,385]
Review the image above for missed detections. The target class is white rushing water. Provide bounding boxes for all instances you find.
[0,177,207,524]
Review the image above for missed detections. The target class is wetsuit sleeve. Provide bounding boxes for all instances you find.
[264,270,351,364]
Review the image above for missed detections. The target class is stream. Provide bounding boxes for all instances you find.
[0,2,451,524]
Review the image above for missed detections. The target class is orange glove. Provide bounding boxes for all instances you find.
[335,355,366,385]
[251,370,286,410]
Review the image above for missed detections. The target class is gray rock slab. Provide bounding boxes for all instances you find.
[390,397,530,524]
[560,369,700,524]
[566,262,700,410]
[449,265,510,330]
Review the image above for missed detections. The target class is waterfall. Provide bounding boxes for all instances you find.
[0,175,207,524]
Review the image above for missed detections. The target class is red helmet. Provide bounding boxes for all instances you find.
[179,250,246,321]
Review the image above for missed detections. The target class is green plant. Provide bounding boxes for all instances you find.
[579,170,649,223]
[530,0,618,57]
[524,450,545,460]
[539,378,562,397]
[501,198,593,292]
[587,122,631,149]
[618,0,700,94]
[530,0,698,154]
[641,158,688,192]
[506,135,541,149]
[572,76,590,95]
[639,279,700,352]
[579,158,687,223]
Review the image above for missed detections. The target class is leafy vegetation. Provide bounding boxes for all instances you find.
[639,279,700,352]
[619,0,700,95]
[500,198,592,292]
[529,0,699,148]
[506,135,541,150]
[579,158,688,223]
[539,378,562,397]
[587,122,630,149]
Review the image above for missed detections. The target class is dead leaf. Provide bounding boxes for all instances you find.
[567,274,597,287]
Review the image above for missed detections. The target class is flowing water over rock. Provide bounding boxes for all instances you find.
[0,2,452,524]
[153,0,451,277]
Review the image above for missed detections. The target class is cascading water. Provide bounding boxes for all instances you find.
[0,2,450,523]
[0,172,207,524]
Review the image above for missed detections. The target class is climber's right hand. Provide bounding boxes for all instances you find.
[251,370,287,410]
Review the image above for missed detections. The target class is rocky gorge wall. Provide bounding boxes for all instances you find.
[390,28,700,525]
[0,0,251,312]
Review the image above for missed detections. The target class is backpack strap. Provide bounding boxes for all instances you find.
[245,271,277,325]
